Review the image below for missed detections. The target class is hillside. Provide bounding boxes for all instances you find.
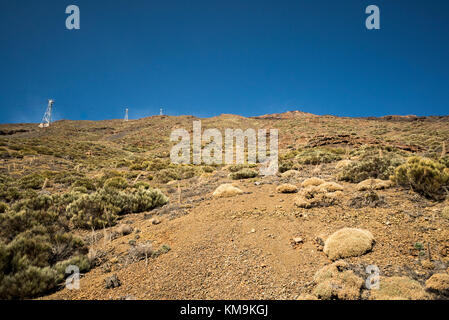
[0,111,448,300]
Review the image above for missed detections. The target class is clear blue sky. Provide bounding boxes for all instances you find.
[1,0,448,123]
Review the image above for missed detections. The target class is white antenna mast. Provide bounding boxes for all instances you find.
[160,107,163,116]
[39,99,54,128]
[124,108,129,122]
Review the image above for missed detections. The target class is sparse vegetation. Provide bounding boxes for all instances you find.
[0,112,448,300]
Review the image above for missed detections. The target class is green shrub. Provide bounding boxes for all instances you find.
[230,169,258,180]
[11,194,53,212]
[66,192,120,229]
[392,156,449,200]
[67,187,168,230]
[129,163,146,171]
[296,148,344,165]
[72,177,96,191]
[155,166,197,183]
[440,156,449,169]
[146,159,170,171]
[0,202,8,213]
[202,166,214,173]
[0,186,21,203]
[154,168,180,183]
[0,206,88,299]
[227,164,257,173]
[54,255,90,277]
[0,265,58,300]
[134,181,152,189]
[19,173,46,190]
[338,155,404,183]
[126,187,169,213]
[278,160,293,173]
[104,177,128,190]
[97,170,123,187]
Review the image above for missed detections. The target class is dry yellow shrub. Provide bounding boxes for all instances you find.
[356,178,392,191]
[281,170,300,179]
[312,260,364,300]
[212,184,243,198]
[318,182,344,192]
[335,159,352,170]
[276,184,298,194]
[370,276,429,300]
[301,177,325,188]
[323,228,374,260]
[294,182,343,209]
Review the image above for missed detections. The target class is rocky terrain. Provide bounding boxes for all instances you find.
[0,111,448,300]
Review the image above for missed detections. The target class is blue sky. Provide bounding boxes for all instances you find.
[0,0,448,123]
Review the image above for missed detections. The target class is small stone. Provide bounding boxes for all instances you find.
[293,237,304,244]
[315,237,325,246]
[250,228,256,233]
[105,274,121,289]
[150,218,161,225]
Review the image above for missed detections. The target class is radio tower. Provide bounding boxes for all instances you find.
[39,99,54,128]
[124,108,129,122]
[160,107,163,116]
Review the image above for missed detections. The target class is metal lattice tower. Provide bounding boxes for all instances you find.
[39,99,54,128]
[124,108,129,122]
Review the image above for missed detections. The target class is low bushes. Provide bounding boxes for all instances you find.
[66,192,120,229]
[71,177,97,191]
[229,168,258,180]
[0,202,8,213]
[392,156,449,200]
[338,155,403,183]
[67,187,168,229]
[296,148,344,165]
[154,166,197,183]
[19,173,46,190]
[0,198,89,299]
[104,177,128,190]
[227,164,257,173]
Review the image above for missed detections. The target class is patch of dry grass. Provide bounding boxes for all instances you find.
[356,178,392,191]
[212,184,243,198]
[370,276,429,300]
[323,228,374,260]
[276,184,298,194]
[312,261,364,300]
